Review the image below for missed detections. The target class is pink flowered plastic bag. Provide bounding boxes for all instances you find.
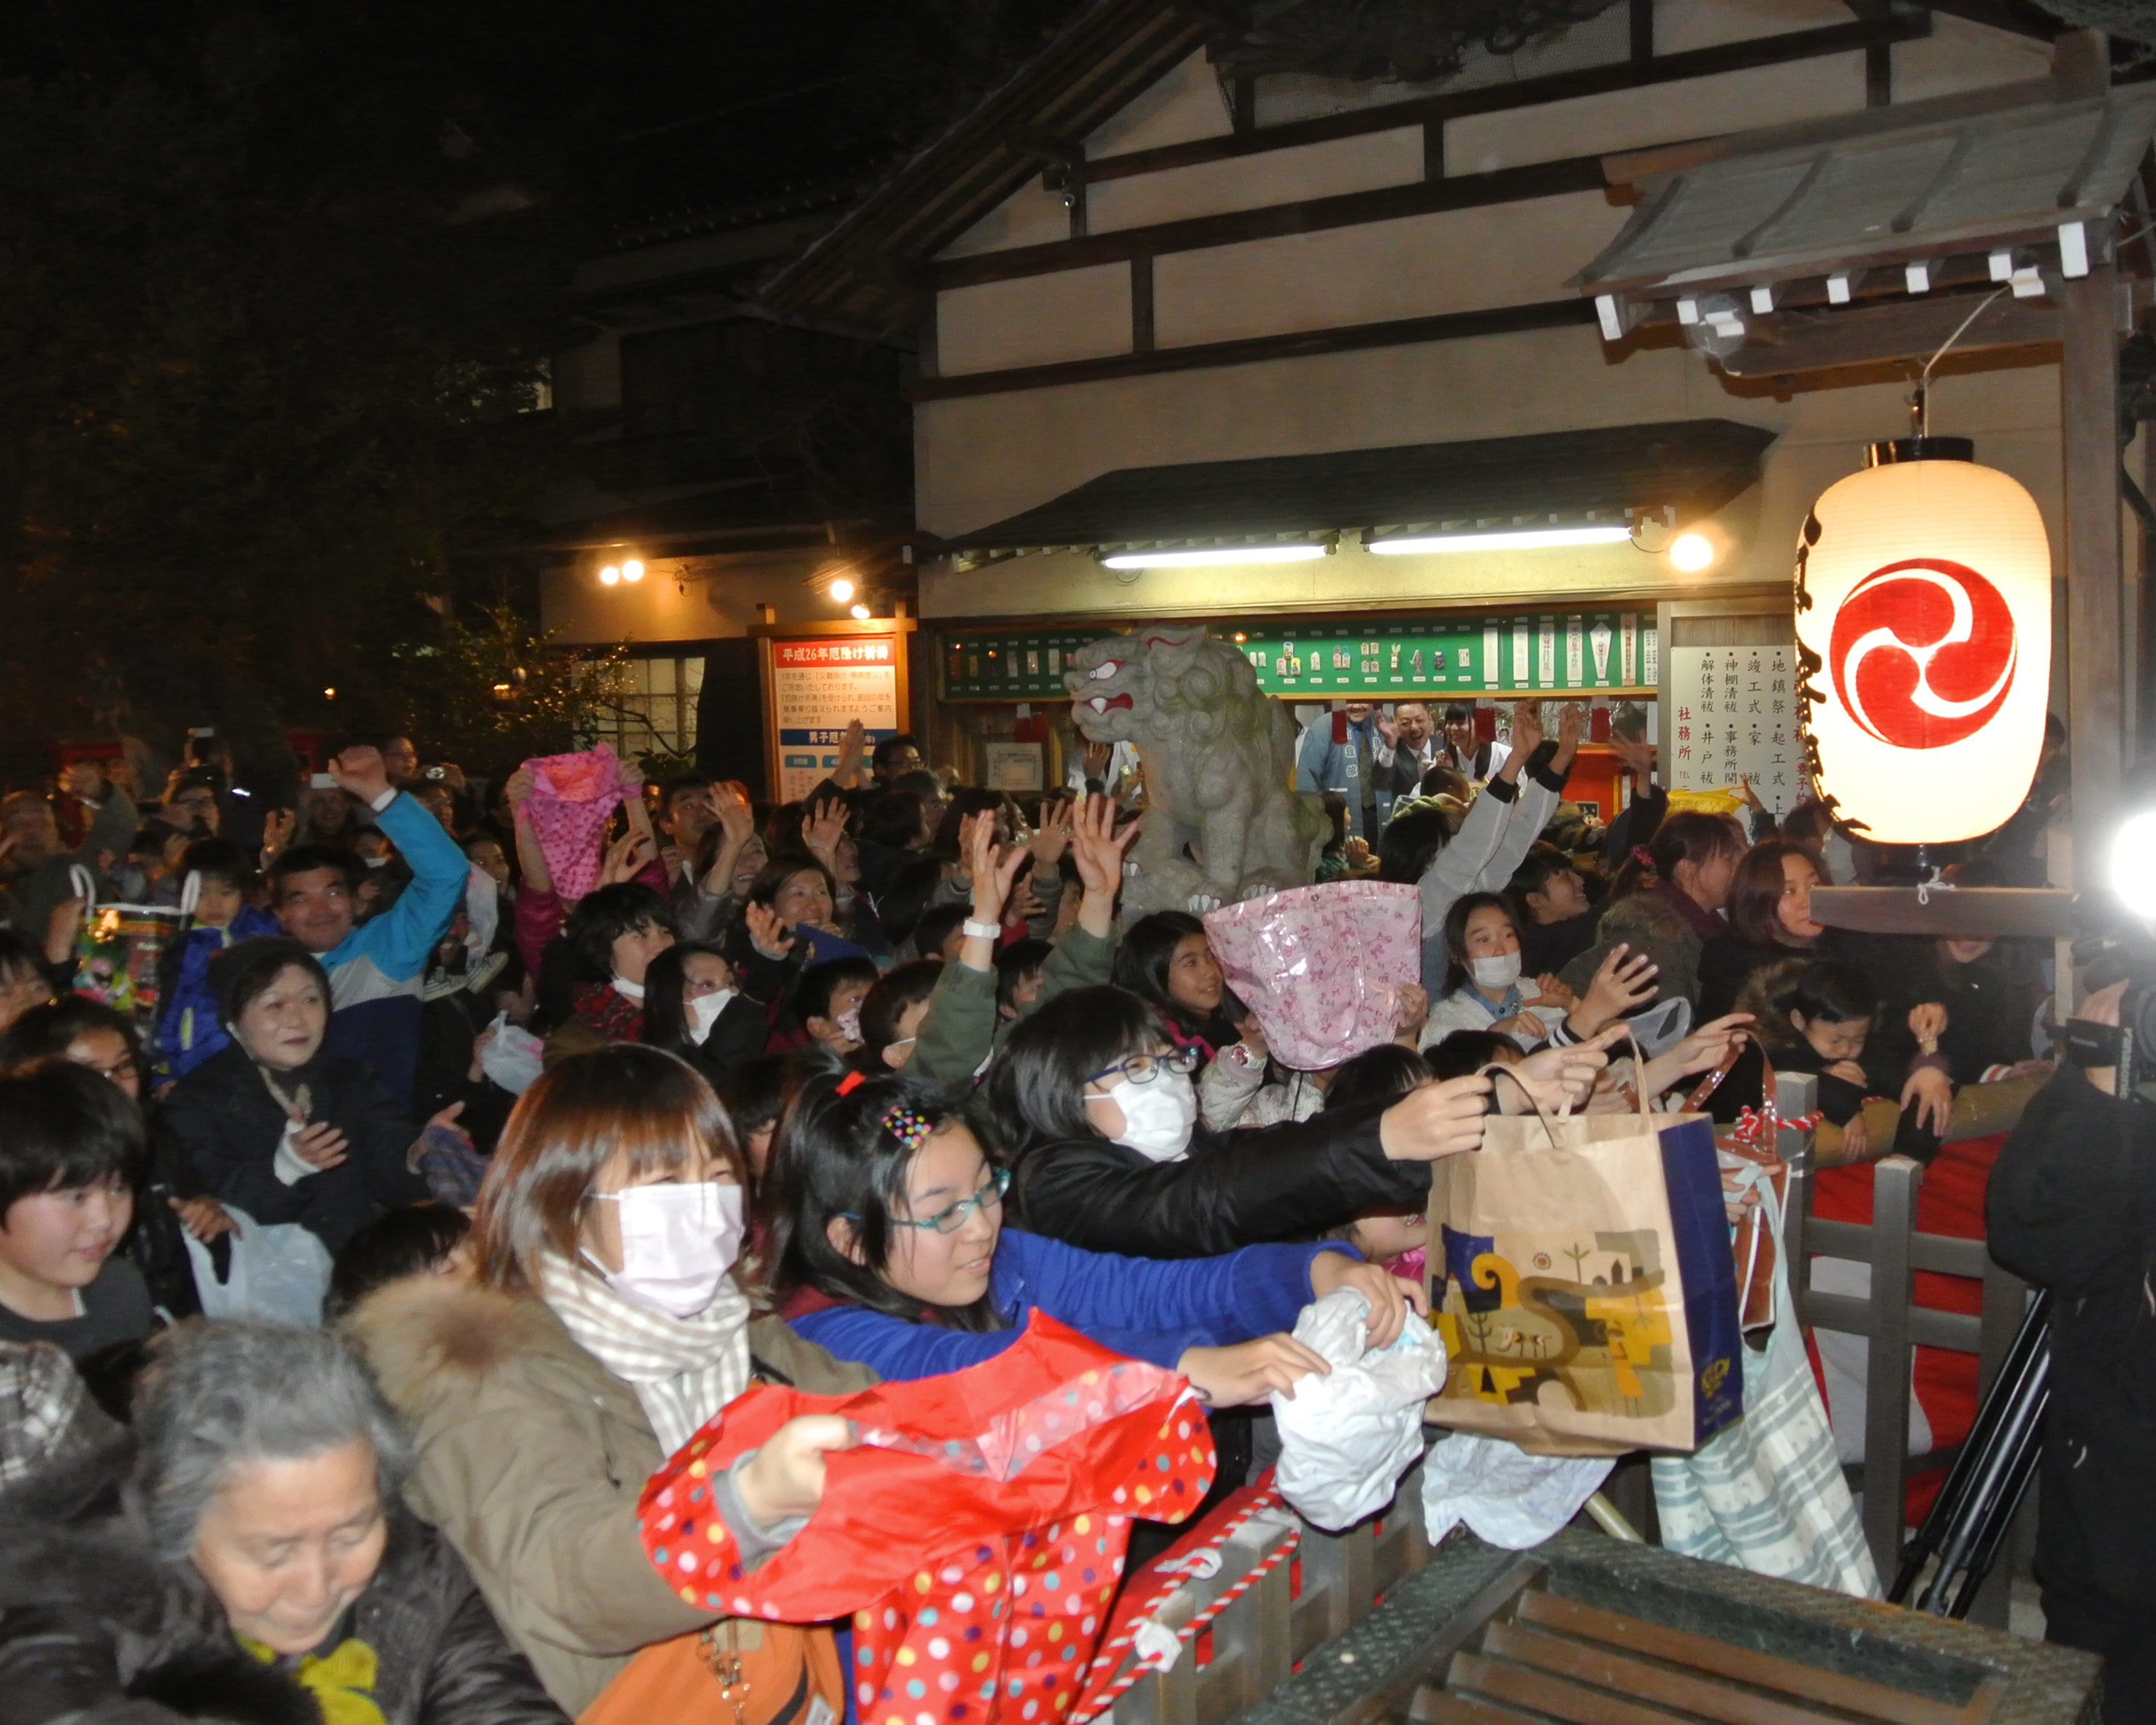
[1202,881,1420,1069]
[523,741,632,901]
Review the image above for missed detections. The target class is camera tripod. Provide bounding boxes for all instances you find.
[1887,1290,2054,1618]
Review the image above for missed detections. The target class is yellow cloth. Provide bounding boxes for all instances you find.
[239,1634,388,1725]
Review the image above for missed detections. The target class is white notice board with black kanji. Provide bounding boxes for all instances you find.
[1666,644,1800,814]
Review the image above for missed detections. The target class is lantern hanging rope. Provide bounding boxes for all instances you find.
[1913,288,2010,437]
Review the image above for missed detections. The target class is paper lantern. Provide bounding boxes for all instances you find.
[1793,438,2051,844]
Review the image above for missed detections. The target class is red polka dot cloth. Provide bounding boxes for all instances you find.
[637,1313,1218,1725]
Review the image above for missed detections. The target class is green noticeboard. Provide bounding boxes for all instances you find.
[940,612,1660,701]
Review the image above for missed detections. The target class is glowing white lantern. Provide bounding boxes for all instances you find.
[1793,438,2051,845]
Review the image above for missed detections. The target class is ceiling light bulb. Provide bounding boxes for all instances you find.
[599,565,620,586]
[621,559,645,582]
[1668,532,1715,572]
[829,577,856,602]
[850,603,871,619]
[323,687,336,700]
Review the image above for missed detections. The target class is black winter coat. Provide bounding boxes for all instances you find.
[157,1043,425,1255]
[1006,1104,1425,1258]
[1987,1066,2156,1616]
[0,1434,566,1725]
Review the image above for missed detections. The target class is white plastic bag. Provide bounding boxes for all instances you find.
[477,1011,545,1096]
[1421,1432,1614,1549]
[183,1205,333,1327]
[1269,1287,1447,1530]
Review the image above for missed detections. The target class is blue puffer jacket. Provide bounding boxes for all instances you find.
[153,906,281,1077]
[786,1226,1345,1382]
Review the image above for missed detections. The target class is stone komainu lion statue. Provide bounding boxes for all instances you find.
[1065,623,1329,922]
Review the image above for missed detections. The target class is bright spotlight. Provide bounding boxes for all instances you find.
[2114,812,2156,919]
[1668,532,1715,572]
[599,565,620,586]
[621,559,645,583]
[829,576,856,603]
[850,603,872,619]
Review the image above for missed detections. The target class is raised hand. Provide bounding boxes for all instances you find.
[745,900,796,958]
[169,1195,236,1242]
[44,897,86,966]
[1391,982,1429,1044]
[1510,700,1545,760]
[328,744,391,806]
[1374,709,1398,747]
[60,760,107,800]
[1567,943,1659,1038]
[1611,735,1654,782]
[1908,1002,1949,1048]
[1503,1030,1619,1113]
[1069,793,1139,900]
[503,766,537,808]
[833,719,868,790]
[1177,1334,1332,1406]
[801,796,850,867]
[261,808,296,859]
[1029,797,1074,866]
[598,829,654,887]
[962,810,1027,934]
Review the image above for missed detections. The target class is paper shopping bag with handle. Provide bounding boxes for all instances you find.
[1681,1033,1801,1334]
[1425,1066,1743,1456]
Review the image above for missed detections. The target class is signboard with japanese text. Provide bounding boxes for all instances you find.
[940,611,1657,701]
[1666,644,1800,814]
[769,635,900,803]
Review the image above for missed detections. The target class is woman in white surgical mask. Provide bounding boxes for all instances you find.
[978,983,1616,1263]
[347,1044,875,1718]
[640,940,765,1093]
[1420,892,1575,1053]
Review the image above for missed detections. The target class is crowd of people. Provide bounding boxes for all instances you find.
[0,697,2076,1722]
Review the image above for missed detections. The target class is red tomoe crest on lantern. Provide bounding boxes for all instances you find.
[1827,558,2017,751]
[1794,440,2051,845]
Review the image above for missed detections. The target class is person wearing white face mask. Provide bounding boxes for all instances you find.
[981,984,1620,1264]
[1419,892,1662,1059]
[640,940,765,1092]
[348,1044,877,1718]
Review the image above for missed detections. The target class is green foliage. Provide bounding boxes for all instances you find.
[388,604,632,771]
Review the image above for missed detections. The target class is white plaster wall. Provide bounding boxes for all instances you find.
[1152,191,1631,347]
[1890,12,2054,103]
[541,550,851,646]
[915,324,2063,572]
[936,264,1133,375]
[1444,53,1868,174]
[1652,0,1854,56]
[939,178,1072,260]
[1086,50,1234,156]
[1088,127,1423,233]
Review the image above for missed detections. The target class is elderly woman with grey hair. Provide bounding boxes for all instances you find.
[0,1320,564,1725]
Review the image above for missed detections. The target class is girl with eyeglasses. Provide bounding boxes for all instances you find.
[765,1068,1420,1409]
[978,984,1616,1262]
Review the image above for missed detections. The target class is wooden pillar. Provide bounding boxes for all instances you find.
[2059,263,2125,857]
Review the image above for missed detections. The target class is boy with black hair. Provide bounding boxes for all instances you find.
[994,938,1054,1022]
[1509,842,1597,979]
[910,901,969,963]
[0,1063,154,1361]
[794,955,878,1055]
[155,838,280,1079]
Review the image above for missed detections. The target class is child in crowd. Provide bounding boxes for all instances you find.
[0,936,54,1036]
[0,1063,154,1363]
[1725,957,1952,1160]
[642,940,763,1090]
[790,955,879,1055]
[325,1201,472,1320]
[1510,842,1597,979]
[1423,892,1572,1050]
[154,839,280,1078]
[994,938,1053,1022]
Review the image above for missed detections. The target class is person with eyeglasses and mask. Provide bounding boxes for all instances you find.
[977,984,1616,1265]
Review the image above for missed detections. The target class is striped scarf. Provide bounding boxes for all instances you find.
[536,1252,751,1456]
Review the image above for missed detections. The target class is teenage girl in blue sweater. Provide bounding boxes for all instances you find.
[767,1070,1422,1407]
